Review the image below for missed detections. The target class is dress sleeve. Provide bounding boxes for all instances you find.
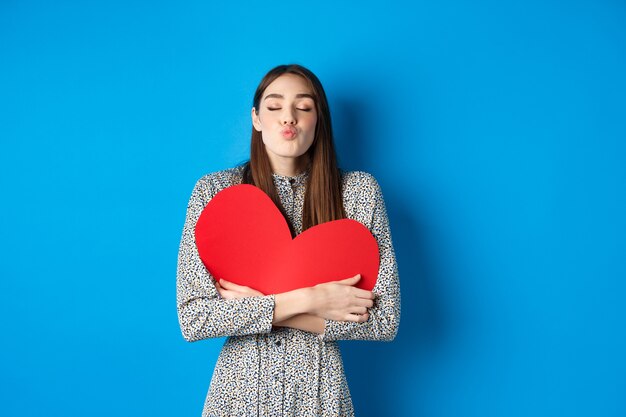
[320,174,401,342]
[176,176,276,342]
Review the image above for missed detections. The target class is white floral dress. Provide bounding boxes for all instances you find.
[177,165,400,416]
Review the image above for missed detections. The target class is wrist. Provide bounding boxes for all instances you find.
[273,287,315,323]
[302,287,317,315]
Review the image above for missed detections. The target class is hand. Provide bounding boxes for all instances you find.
[215,278,264,299]
[310,274,375,323]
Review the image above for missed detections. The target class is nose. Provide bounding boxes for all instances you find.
[281,108,296,125]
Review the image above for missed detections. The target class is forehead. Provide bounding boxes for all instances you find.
[263,74,314,99]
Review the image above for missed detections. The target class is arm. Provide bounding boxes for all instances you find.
[274,314,325,334]
[177,177,277,342]
[217,276,373,335]
[177,176,372,341]
[216,278,325,334]
[320,174,401,342]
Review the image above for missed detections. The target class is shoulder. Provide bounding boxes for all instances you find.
[190,165,245,202]
[340,170,391,233]
[339,170,387,223]
[197,165,244,189]
[340,170,382,195]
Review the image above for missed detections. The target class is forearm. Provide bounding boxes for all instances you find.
[177,294,276,341]
[272,287,315,323]
[273,313,325,334]
[321,296,399,341]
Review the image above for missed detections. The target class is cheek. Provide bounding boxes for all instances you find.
[259,112,277,126]
[260,131,272,145]
[303,115,318,133]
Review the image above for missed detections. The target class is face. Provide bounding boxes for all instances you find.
[251,73,317,170]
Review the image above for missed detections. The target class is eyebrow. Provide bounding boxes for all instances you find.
[263,93,315,101]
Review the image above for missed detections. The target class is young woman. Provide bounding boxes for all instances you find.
[177,64,400,417]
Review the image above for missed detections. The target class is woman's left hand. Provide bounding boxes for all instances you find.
[215,278,264,299]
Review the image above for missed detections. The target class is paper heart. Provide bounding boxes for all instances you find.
[194,184,379,295]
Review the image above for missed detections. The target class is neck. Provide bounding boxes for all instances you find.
[269,154,310,177]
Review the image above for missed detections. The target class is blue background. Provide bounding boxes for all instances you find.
[1,1,625,416]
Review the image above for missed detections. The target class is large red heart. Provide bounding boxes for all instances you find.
[194,184,379,295]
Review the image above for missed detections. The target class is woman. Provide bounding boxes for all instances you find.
[177,64,400,416]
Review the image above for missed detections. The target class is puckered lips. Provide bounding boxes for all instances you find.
[280,126,297,139]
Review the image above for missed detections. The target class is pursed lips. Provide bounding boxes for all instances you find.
[280,126,297,138]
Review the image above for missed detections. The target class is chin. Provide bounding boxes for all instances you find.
[279,152,308,159]
[264,141,313,161]
[277,146,311,158]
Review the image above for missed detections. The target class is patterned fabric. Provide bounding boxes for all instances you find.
[177,165,401,416]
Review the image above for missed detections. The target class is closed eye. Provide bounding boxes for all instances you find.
[267,107,312,112]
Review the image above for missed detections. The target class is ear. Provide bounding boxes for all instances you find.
[251,107,262,132]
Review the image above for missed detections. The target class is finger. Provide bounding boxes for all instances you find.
[220,279,263,296]
[220,291,234,299]
[215,285,226,297]
[219,281,262,299]
[215,282,236,298]
[334,274,361,285]
[354,298,374,309]
[345,312,369,323]
[215,281,230,298]
[220,289,245,300]
[219,279,247,291]
[351,288,375,299]
[350,306,368,315]
[242,288,264,297]
[216,286,238,299]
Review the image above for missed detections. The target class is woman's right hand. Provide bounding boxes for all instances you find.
[309,274,375,323]
[215,278,264,299]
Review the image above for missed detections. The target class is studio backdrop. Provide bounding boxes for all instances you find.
[1,1,625,416]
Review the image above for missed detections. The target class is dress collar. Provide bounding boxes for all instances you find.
[271,166,310,188]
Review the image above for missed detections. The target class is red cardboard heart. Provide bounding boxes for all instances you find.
[194,184,379,295]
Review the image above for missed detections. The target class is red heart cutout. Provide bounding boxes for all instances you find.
[194,184,379,295]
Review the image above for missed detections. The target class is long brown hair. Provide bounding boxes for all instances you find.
[242,64,345,234]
